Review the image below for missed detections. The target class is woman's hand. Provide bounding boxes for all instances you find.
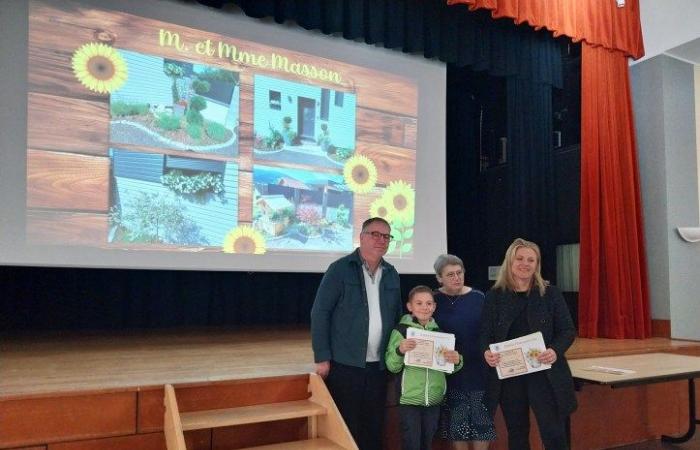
[484,349,500,367]
[444,350,460,364]
[399,338,417,355]
[537,348,557,365]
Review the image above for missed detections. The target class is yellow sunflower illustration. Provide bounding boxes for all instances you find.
[72,42,127,94]
[343,155,377,194]
[382,180,415,223]
[222,226,266,254]
[369,196,394,223]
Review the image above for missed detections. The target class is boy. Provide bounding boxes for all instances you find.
[386,285,463,450]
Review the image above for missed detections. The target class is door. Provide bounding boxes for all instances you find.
[297,97,316,141]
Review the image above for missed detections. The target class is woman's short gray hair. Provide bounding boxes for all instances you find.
[433,254,464,276]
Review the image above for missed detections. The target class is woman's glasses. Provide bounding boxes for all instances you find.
[442,270,464,280]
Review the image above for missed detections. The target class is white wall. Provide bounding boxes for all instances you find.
[635,0,700,64]
[632,55,700,340]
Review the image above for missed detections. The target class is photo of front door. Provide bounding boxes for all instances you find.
[298,97,315,142]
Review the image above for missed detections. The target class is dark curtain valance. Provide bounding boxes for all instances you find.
[195,0,562,87]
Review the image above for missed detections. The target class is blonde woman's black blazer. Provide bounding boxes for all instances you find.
[479,284,578,416]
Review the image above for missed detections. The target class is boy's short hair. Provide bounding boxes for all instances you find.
[408,285,434,302]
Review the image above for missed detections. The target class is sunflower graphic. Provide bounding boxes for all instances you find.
[343,155,377,194]
[222,226,266,254]
[72,42,127,94]
[369,196,394,223]
[382,180,415,224]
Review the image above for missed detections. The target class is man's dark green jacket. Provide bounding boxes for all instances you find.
[311,248,402,369]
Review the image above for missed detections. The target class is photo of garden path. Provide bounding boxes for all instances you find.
[253,165,353,252]
[109,50,239,157]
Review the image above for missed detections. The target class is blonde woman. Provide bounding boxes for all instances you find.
[480,238,577,450]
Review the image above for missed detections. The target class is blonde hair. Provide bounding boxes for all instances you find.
[493,238,547,296]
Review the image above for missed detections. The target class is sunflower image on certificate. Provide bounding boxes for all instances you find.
[489,331,551,379]
[404,328,456,373]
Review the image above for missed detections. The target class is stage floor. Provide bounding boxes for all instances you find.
[0,327,315,399]
[2,327,699,399]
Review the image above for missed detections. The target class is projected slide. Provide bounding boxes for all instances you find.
[25,0,419,259]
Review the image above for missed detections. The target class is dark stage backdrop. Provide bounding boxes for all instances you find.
[0,0,580,331]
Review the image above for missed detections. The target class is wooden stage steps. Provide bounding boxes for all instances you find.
[238,438,350,449]
[178,399,327,431]
[163,374,356,450]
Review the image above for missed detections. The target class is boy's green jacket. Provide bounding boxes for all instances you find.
[385,314,463,407]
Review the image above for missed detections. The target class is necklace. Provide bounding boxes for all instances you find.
[442,291,463,306]
[441,287,471,306]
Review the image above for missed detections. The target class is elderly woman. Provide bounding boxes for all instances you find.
[432,254,496,450]
[481,238,577,450]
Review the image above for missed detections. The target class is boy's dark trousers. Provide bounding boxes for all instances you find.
[398,404,440,450]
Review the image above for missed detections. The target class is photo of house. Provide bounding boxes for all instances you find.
[110,50,239,156]
[253,75,356,169]
[109,148,239,246]
[253,165,353,251]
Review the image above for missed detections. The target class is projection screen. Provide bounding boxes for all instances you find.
[0,0,447,273]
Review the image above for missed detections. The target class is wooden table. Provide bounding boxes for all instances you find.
[570,352,700,443]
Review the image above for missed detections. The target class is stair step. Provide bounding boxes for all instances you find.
[239,437,348,450]
[180,399,327,431]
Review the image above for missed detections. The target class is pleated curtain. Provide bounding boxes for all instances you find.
[448,0,651,338]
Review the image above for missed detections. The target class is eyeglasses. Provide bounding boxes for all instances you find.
[442,270,464,280]
[363,231,394,241]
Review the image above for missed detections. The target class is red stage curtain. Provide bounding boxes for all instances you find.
[447,0,644,59]
[578,43,651,338]
[447,0,651,337]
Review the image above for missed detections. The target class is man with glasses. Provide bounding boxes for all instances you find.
[311,217,403,450]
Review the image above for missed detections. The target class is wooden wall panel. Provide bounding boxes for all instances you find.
[238,170,253,223]
[27,45,99,101]
[28,3,417,116]
[356,108,417,150]
[0,392,136,448]
[26,211,109,245]
[402,382,686,450]
[652,319,671,338]
[6,447,46,450]
[47,433,165,450]
[137,376,309,433]
[238,75,254,172]
[27,93,108,155]
[0,372,695,450]
[26,150,110,212]
[356,142,416,187]
[45,430,209,450]
[403,121,417,150]
[570,381,685,449]
[211,419,307,450]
